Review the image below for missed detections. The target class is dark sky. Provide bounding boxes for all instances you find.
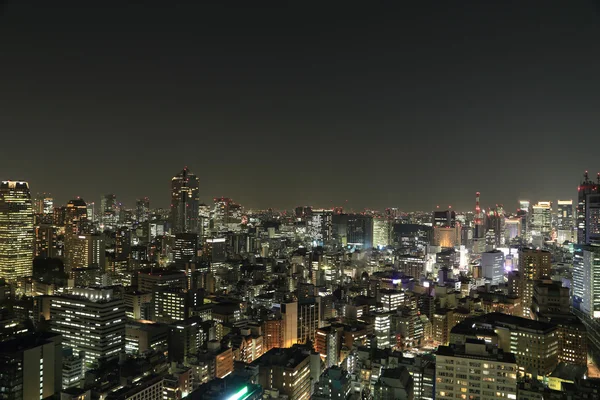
[1,1,600,212]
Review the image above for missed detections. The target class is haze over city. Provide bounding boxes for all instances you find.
[2,1,600,209]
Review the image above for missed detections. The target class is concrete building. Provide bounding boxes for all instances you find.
[481,249,505,286]
[49,288,125,369]
[373,366,413,400]
[0,180,34,280]
[517,248,551,318]
[252,346,313,400]
[436,339,517,400]
[451,313,559,377]
[0,332,62,400]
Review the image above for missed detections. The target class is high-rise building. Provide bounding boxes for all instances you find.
[65,198,88,235]
[34,224,59,259]
[373,217,391,248]
[573,244,600,318]
[100,193,118,226]
[517,248,551,318]
[136,197,150,223]
[33,192,53,216]
[530,201,552,240]
[556,200,574,243]
[577,171,600,245]
[281,301,298,348]
[481,249,505,286]
[308,209,333,246]
[436,339,517,400]
[63,233,105,272]
[49,288,125,369]
[170,168,200,234]
[0,332,62,400]
[0,180,34,280]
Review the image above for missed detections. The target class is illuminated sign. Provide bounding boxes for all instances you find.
[226,386,248,400]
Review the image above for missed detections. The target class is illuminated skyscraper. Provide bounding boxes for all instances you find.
[0,180,34,280]
[518,200,530,241]
[557,200,574,243]
[531,201,552,239]
[170,167,199,234]
[100,193,118,226]
[577,171,600,245]
[135,197,150,222]
[517,248,551,318]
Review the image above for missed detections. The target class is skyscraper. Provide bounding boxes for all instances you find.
[530,201,552,240]
[517,248,551,318]
[577,171,600,245]
[170,168,199,234]
[557,199,574,243]
[136,197,150,223]
[0,180,34,280]
[49,287,125,369]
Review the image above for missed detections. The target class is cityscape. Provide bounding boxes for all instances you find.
[0,170,598,400]
[3,1,600,400]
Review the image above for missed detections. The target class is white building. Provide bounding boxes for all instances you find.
[481,250,505,286]
[436,339,517,400]
[49,288,125,369]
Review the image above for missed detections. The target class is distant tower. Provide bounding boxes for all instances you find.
[473,192,485,254]
[0,180,34,280]
[577,171,600,245]
[170,167,200,234]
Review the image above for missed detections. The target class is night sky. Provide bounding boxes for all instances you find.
[1,1,600,211]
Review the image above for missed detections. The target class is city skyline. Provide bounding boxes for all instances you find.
[2,1,600,210]
[17,167,599,213]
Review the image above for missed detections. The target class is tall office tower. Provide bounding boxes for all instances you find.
[518,200,531,241]
[346,214,373,249]
[332,213,374,248]
[572,244,600,365]
[433,210,456,227]
[0,180,34,280]
[136,197,150,223]
[584,193,600,245]
[472,192,486,253]
[373,217,391,248]
[198,203,211,238]
[308,209,333,246]
[374,312,392,349]
[572,245,600,318]
[49,288,125,369]
[63,233,105,271]
[170,167,200,234]
[530,201,552,239]
[100,193,118,226]
[518,248,551,318]
[86,201,95,223]
[65,198,89,235]
[34,224,59,258]
[481,249,505,286]
[436,339,518,400]
[33,193,53,215]
[578,171,600,245]
[0,332,62,400]
[504,217,521,243]
[556,200,574,243]
[281,301,298,348]
[485,205,505,247]
[297,298,321,345]
[212,197,242,226]
[252,346,312,400]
